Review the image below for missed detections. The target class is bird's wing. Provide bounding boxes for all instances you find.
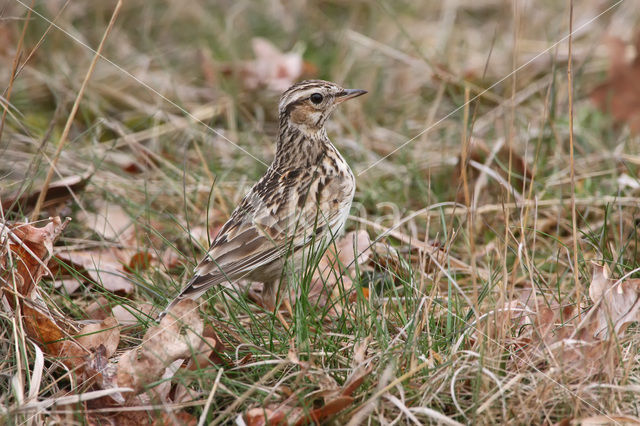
[172,176,349,303]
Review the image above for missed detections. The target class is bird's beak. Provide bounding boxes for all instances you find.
[336,88,367,104]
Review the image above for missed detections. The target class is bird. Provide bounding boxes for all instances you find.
[160,80,366,320]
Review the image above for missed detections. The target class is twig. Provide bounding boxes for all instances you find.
[567,0,581,316]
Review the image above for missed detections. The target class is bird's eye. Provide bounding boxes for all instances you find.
[310,93,324,104]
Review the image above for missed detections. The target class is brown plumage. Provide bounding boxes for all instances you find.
[160,80,366,319]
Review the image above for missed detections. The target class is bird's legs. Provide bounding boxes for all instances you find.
[250,280,291,329]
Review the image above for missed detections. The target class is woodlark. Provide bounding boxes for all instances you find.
[161,80,366,319]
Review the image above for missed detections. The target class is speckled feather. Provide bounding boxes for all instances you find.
[161,80,364,317]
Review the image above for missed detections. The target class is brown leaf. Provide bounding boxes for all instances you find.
[1,174,91,213]
[496,264,640,379]
[54,277,83,294]
[85,296,113,320]
[54,249,135,295]
[186,324,227,369]
[153,411,198,426]
[85,395,154,426]
[1,219,98,372]
[75,317,120,358]
[128,252,152,271]
[78,202,134,244]
[294,396,354,426]
[228,37,308,92]
[591,34,640,133]
[22,303,85,364]
[341,364,372,398]
[588,264,640,339]
[116,300,203,393]
[111,303,155,326]
[245,407,287,426]
[3,217,65,299]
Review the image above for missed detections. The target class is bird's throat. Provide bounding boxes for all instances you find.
[274,122,332,168]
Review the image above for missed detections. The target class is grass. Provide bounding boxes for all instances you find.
[2,0,640,424]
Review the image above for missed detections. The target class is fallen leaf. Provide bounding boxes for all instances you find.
[78,202,134,244]
[573,415,640,425]
[2,217,216,423]
[591,34,640,133]
[115,300,203,393]
[22,302,84,365]
[153,411,198,426]
[494,263,640,379]
[294,396,354,426]
[220,38,315,92]
[54,248,135,295]
[1,218,94,370]
[1,173,91,213]
[54,277,83,294]
[248,38,303,91]
[75,317,121,358]
[245,407,287,426]
[589,264,640,339]
[85,297,113,320]
[111,303,155,326]
[2,217,65,299]
[185,324,227,369]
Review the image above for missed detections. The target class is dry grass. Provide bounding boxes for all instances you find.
[2,0,640,424]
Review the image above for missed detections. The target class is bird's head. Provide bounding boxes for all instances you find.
[278,80,366,134]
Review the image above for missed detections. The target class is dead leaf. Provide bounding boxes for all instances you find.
[2,217,65,299]
[22,302,84,364]
[54,277,83,294]
[115,300,203,393]
[294,396,354,426]
[220,38,315,92]
[185,324,227,369]
[75,317,120,358]
[1,218,96,374]
[591,34,640,133]
[78,202,134,243]
[54,248,135,295]
[112,303,155,326]
[153,411,198,426]
[495,263,640,379]
[1,173,91,213]
[589,264,640,339]
[245,407,287,426]
[84,395,158,425]
[1,217,212,423]
[573,415,640,425]
[85,297,113,320]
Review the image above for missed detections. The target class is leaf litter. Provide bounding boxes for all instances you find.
[486,263,640,379]
[1,217,221,423]
[2,217,380,424]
